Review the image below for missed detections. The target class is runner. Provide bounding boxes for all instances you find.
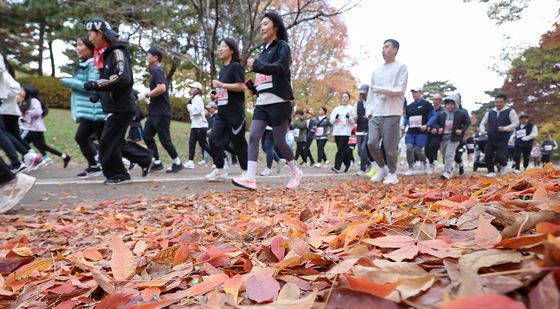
[435,94,470,179]
[184,81,210,169]
[138,47,184,173]
[513,113,538,173]
[353,84,370,175]
[205,38,248,181]
[402,87,436,176]
[313,106,330,168]
[18,84,71,168]
[541,133,558,164]
[303,110,316,166]
[453,99,471,175]
[84,17,153,184]
[292,110,308,165]
[61,35,105,178]
[330,92,354,173]
[478,93,519,177]
[366,39,408,185]
[232,11,302,190]
[531,143,542,167]
[426,93,444,171]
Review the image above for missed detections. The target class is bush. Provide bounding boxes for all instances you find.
[18,76,71,109]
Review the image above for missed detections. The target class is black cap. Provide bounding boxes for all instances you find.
[147,47,163,62]
[84,18,119,38]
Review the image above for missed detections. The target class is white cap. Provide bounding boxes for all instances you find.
[410,87,423,92]
[189,81,203,91]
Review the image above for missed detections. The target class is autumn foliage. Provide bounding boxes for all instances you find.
[1,165,560,307]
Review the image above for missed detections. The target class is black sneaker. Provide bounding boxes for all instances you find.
[459,166,464,175]
[140,159,154,177]
[331,167,341,173]
[104,176,132,185]
[166,163,184,174]
[77,166,103,179]
[150,162,164,172]
[63,155,71,168]
[11,162,28,174]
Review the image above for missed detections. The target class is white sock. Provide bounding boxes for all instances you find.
[287,160,298,173]
[246,161,257,179]
[154,160,162,165]
[172,157,180,165]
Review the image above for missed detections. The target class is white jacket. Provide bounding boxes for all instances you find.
[330,105,354,136]
[0,70,22,116]
[187,95,208,128]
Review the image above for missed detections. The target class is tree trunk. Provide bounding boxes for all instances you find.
[48,38,55,77]
[38,22,45,76]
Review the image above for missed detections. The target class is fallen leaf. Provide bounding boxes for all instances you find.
[344,274,401,297]
[110,235,137,281]
[97,288,139,309]
[53,300,76,309]
[325,288,399,309]
[459,249,522,273]
[223,274,243,304]
[529,273,560,309]
[442,294,525,309]
[124,299,181,309]
[185,273,228,297]
[246,270,281,303]
[83,247,103,261]
[271,237,286,262]
[133,240,148,256]
[141,286,161,302]
[474,215,502,249]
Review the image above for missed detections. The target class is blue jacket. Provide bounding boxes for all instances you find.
[61,58,105,122]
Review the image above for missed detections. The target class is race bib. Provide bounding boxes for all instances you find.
[409,115,422,128]
[255,73,273,91]
[293,128,300,137]
[315,127,324,136]
[544,145,553,151]
[335,118,347,126]
[467,144,475,150]
[216,87,229,106]
[349,136,357,144]
[444,120,453,134]
[516,129,526,138]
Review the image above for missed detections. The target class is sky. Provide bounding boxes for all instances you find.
[337,0,559,111]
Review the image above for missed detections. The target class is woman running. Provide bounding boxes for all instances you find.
[330,92,354,173]
[184,82,211,169]
[314,106,331,168]
[232,11,302,190]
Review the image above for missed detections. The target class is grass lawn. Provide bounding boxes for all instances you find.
[43,109,343,166]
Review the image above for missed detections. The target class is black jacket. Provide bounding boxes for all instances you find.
[435,109,470,142]
[252,40,294,101]
[92,40,135,114]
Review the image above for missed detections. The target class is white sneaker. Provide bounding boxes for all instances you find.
[371,167,386,182]
[183,160,195,169]
[205,168,228,182]
[287,169,303,190]
[432,162,438,172]
[441,172,452,180]
[383,172,399,185]
[323,161,329,168]
[277,159,286,174]
[198,160,207,166]
[485,172,496,178]
[122,158,130,168]
[424,164,433,175]
[514,169,521,174]
[356,170,365,176]
[260,168,272,176]
[43,158,54,167]
[0,174,36,213]
[499,166,508,177]
[404,169,415,176]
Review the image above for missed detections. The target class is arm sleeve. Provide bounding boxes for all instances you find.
[371,64,408,97]
[504,109,520,131]
[329,108,338,123]
[426,110,437,126]
[252,43,291,76]
[95,49,133,91]
[28,99,43,118]
[188,96,204,116]
[479,112,489,133]
[527,125,538,140]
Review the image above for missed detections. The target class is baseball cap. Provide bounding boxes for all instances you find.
[147,47,163,62]
[410,87,423,92]
[84,18,119,38]
[359,84,369,93]
[189,81,203,91]
[519,112,529,119]
[206,102,217,109]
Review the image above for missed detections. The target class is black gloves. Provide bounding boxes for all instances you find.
[346,113,350,119]
[84,81,98,91]
[89,93,100,103]
[335,114,339,119]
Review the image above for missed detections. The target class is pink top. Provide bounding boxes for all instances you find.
[24,98,46,132]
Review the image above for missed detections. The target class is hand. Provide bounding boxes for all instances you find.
[522,136,531,141]
[498,126,507,132]
[212,80,223,88]
[480,130,487,136]
[246,58,255,68]
[420,125,427,132]
[137,92,149,101]
[89,93,100,103]
[430,128,437,134]
[84,81,97,91]
[438,128,444,134]
[455,129,463,135]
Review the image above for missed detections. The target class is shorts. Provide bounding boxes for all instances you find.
[253,102,293,127]
[405,133,428,148]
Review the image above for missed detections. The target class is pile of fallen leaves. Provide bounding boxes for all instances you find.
[1,164,560,308]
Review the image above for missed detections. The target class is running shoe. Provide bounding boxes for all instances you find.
[183,160,195,169]
[232,176,257,190]
[63,154,71,168]
[260,168,272,176]
[383,173,399,185]
[166,163,184,174]
[77,166,103,179]
[0,174,36,213]
[287,169,303,190]
[206,168,228,182]
[150,162,164,172]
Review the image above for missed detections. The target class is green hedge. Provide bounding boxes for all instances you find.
[18,76,71,109]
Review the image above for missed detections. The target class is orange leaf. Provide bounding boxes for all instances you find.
[124,299,181,309]
[474,215,501,249]
[185,274,228,297]
[47,283,76,294]
[83,247,103,261]
[536,222,560,235]
[288,236,310,256]
[110,235,137,281]
[7,258,53,282]
[344,274,401,297]
[97,288,139,309]
[152,245,180,265]
[223,274,243,304]
[496,234,546,248]
[442,294,525,309]
[533,184,550,201]
[141,286,161,302]
[173,244,190,266]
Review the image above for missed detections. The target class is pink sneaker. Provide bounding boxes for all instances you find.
[31,155,43,171]
[287,169,303,190]
[232,176,257,190]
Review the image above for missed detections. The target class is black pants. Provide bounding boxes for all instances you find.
[542,154,552,164]
[357,134,369,171]
[189,127,210,161]
[316,139,328,163]
[24,131,63,157]
[209,114,247,170]
[514,145,532,170]
[75,119,104,167]
[0,156,15,185]
[143,115,178,161]
[295,141,306,162]
[454,140,465,165]
[426,135,441,164]
[99,113,133,180]
[304,138,315,164]
[485,140,508,173]
[2,115,30,151]
[334,136,350,170]
[0,129,19,166]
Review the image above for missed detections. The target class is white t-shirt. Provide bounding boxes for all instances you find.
[365,60,408,117]
[329,105,354,136]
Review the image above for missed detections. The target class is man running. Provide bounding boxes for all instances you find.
[513,113,537,173]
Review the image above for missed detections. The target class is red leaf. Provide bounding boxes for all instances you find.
[110,235,137,281]
[97,288,139,309]
[442,294,525,309]
[83,247,103,261]
[185,274,228,297]
[47,283,76,294]
[474,215,501,249]
[140,286,161,302]
[53,300,75,309]
[124,299,180,309]
[246,270,281,303]
[271,237,286,262]
[344,274,401,297]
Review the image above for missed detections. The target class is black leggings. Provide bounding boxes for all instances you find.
[0,129,19,166]
[0,156,15,185]
[334,135,350,170]
[316,139,328,163]
[514,145,532,170]
[24,131,63,157]
[189,127,210,160]
[426,135,440,164]
[295,141,306,162]
[75,119,104,166]
[2,115,30,151]
[248,119,294,162]
[304,138,315,164]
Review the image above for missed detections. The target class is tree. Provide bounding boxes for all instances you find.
[421,80,457,102]
[463,0,560,25]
